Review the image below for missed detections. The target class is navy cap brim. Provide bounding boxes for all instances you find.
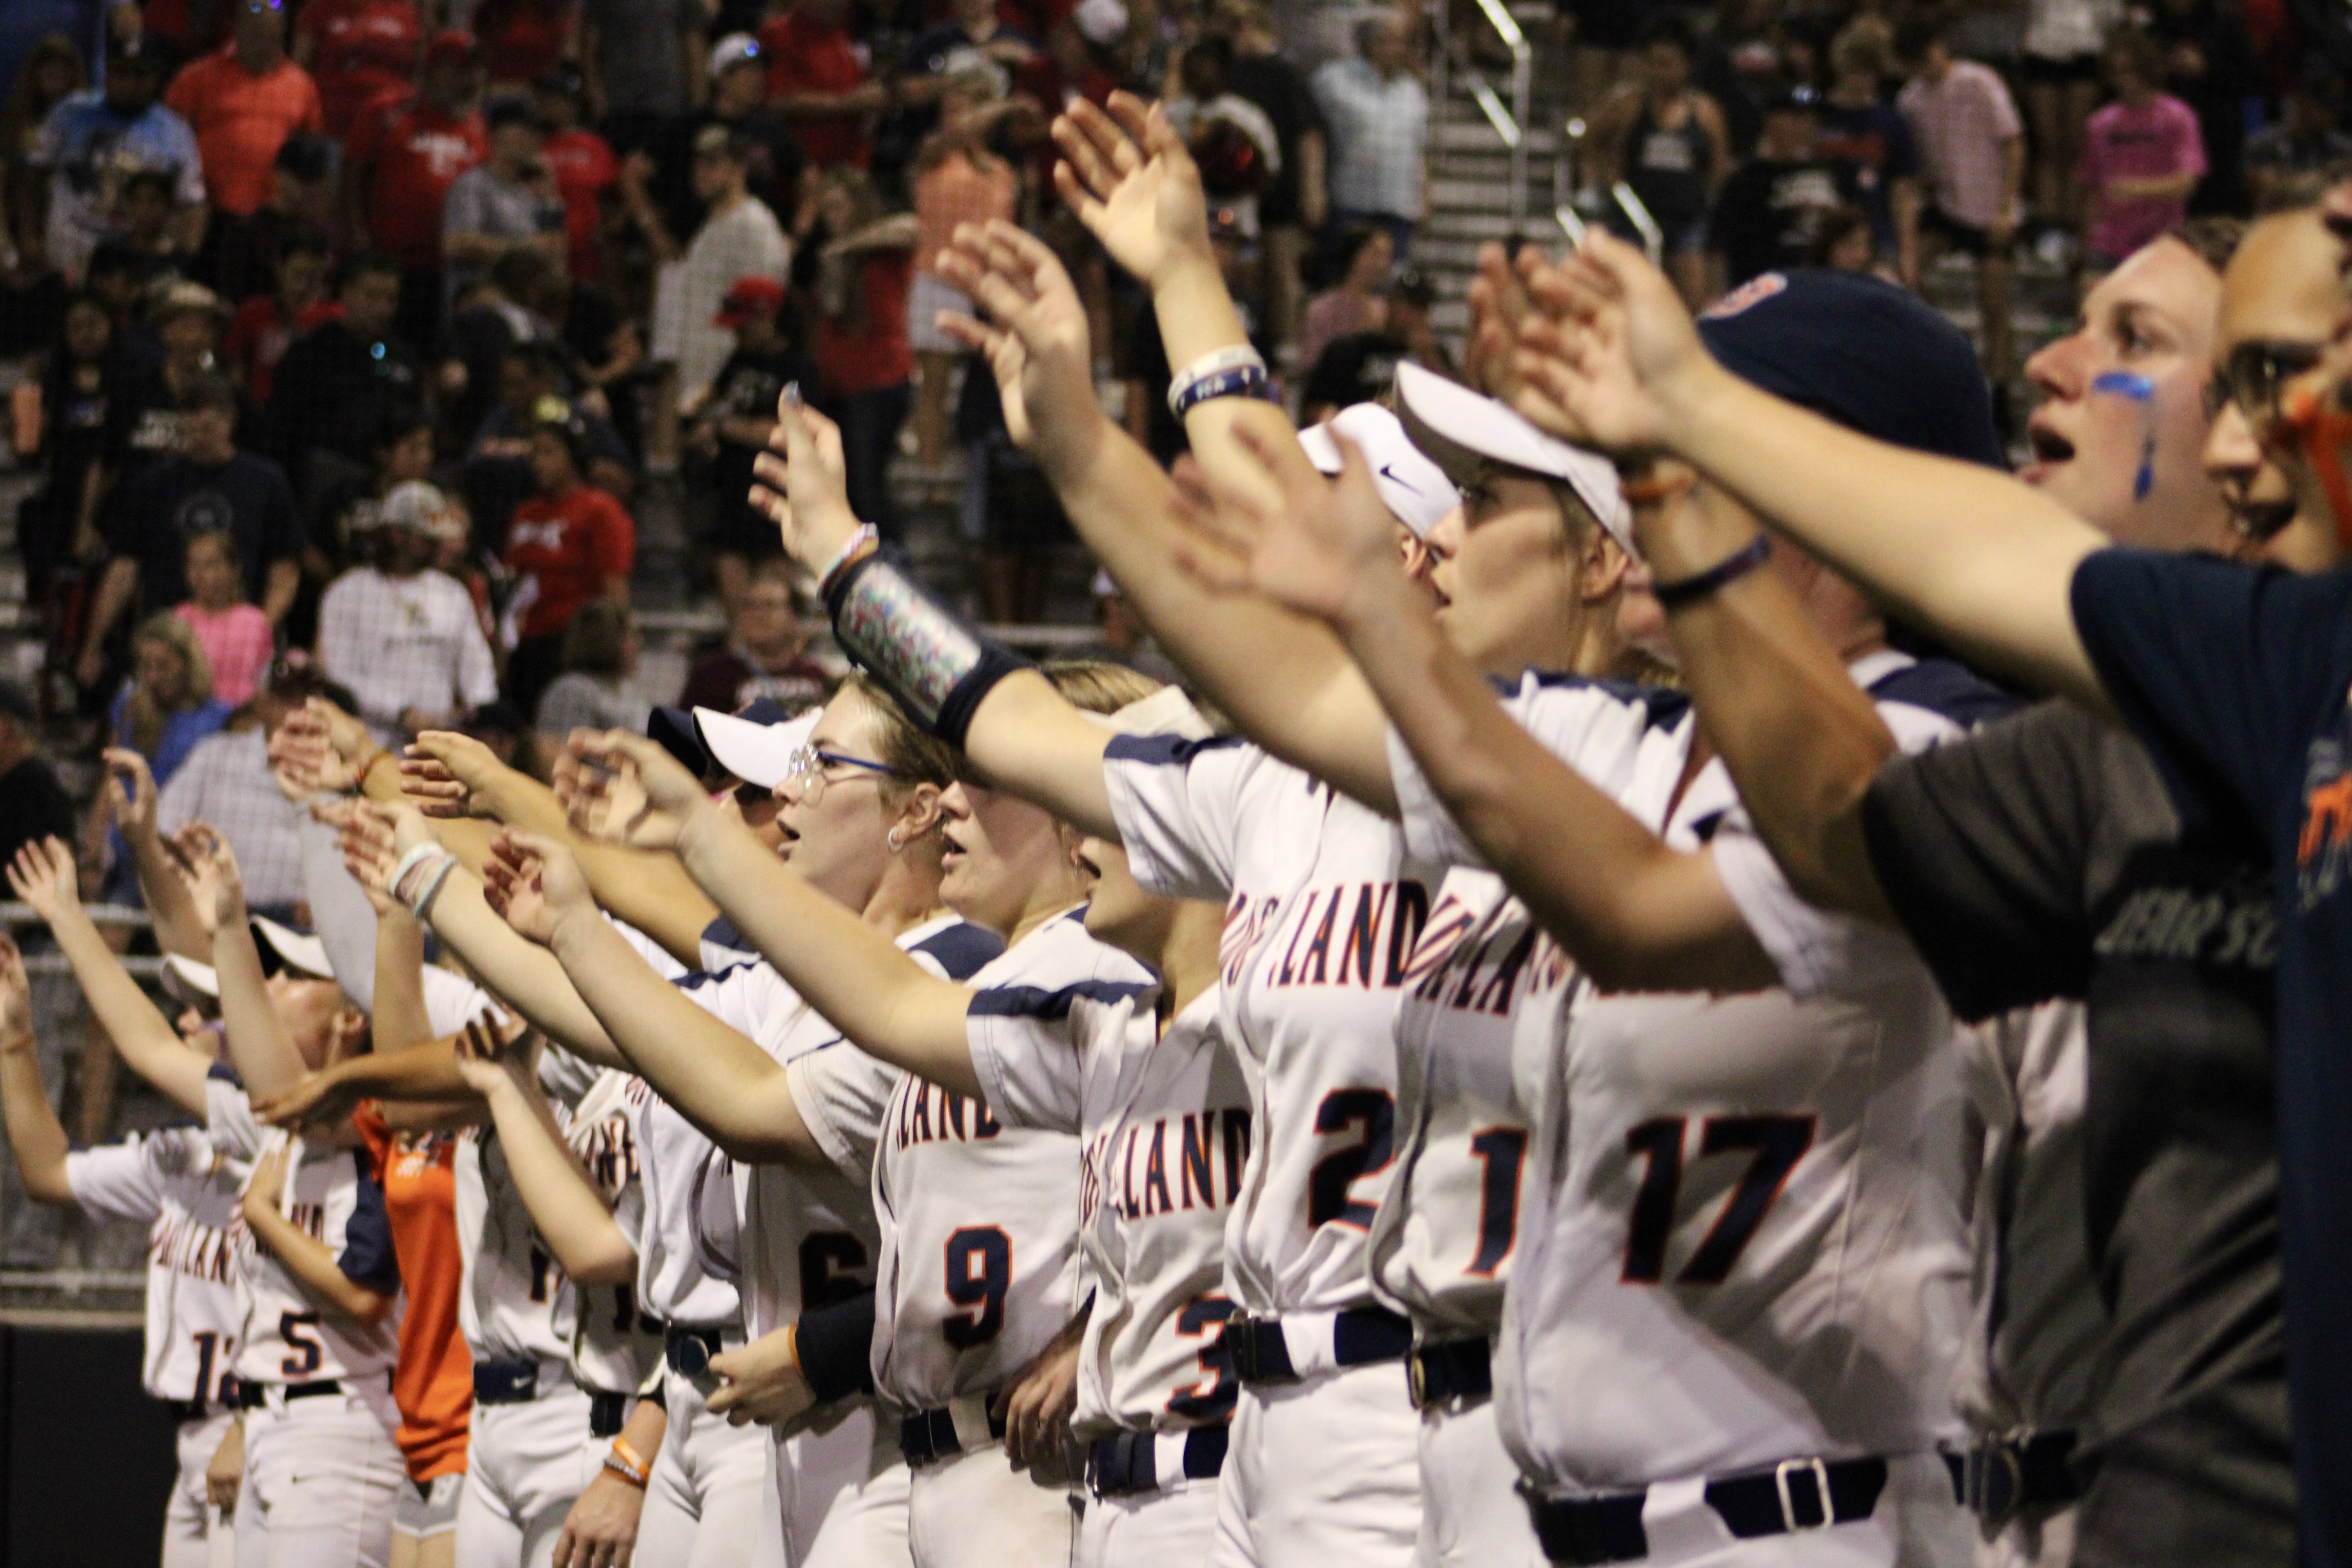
[648,706,712,777]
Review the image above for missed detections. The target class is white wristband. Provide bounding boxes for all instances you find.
[387,844,442,904]
[817,523,880,597]
[1166,344,1267,412]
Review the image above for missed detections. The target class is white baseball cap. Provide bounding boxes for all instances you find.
[162,954,220,1004]
[376,481,465,543]
[252,915,337,982]
[1392,361,1634,556]
[695,708,820,791]
[709,32,761,76]
[1297,403,1459,539]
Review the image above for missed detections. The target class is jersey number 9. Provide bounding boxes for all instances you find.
[942,1226,1011,1349]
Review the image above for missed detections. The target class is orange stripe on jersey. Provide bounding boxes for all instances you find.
[358,1106,472,1479]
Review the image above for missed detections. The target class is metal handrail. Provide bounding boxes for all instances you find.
[1432,0,1533,228]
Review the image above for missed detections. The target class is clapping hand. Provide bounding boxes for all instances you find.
[481,830,597,946]
[1166,427,1406,632]
[932,221,1099,463]
[1495,232,1716,459]
[100,748,160,843]
[453,1013,535,1096]
[175,824,247,934]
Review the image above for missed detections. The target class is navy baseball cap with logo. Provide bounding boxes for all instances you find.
[1695,270,2003,468]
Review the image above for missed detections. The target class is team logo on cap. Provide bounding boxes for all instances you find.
[1700,272,1788,320]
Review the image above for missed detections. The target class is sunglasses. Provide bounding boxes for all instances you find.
[2205,339,2327,425]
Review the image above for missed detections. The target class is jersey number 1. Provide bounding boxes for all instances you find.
[1622,1114,1814,1285]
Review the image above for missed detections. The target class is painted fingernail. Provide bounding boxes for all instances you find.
[782,381,802,407]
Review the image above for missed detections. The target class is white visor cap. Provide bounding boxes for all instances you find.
[1391,361,1635,557]
[695,708,821,791]
[1296,403,1459,539]
[163,954,220,1004]
[251,915,338,982]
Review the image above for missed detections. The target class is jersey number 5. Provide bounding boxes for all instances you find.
[1621,1114,1815,1285]
[1308,1089,1396,1230]
[278,1310,324,1378]
[942,1226,1010,1349]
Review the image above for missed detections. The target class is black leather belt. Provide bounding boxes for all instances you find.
[1406,1336,1492,1408]
[473,1356,546,1405]
[589,1392,629,1439]
[899,1400,1005,1468]
[1525,1456,1889,1565]
[1944,1431,2078,1528]
[664,1325,725,1377]
[1086,1424,1230,1497]
[236,1378,347,1409]
[160,1394,232,1423]
[1223,1306,1413,1386]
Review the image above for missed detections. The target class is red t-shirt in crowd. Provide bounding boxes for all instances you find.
[474,0,575,85]
[817,252,915,398]
[347,98,488,269]
[542,126,618,282]
[163,48,326,216]
[355,1107,472,1482]
[295,0,425,141]
[505,483,635,641]
[760,9,871,170]
[225,295,344,401]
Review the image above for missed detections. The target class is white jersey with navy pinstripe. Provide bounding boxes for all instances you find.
[1387,653,1991,1492]
[695,915,1002,1343]
[794,909,1150,1413]
[205,1071,404,1389]
[66,1126,250,1402]
[1103,735,1451,1320]
[1368,867,1573,1340]
[969,980,1253,1436]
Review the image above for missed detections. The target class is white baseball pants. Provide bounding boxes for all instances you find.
[1415,1396,1544,1568]
[164,1411,239,1568]
[454,1383,601,1568]
[1076,1472,1220,1568]
[906,1442,1074,1568]
[799,1439,912,1568]
[232,1390,405,1568]
[1208,1363,1421,1568]
[637,1368,786,1568]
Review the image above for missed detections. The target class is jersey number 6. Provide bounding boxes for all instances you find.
[942,1226,1011,1349]
[1621,1114,1815,1285]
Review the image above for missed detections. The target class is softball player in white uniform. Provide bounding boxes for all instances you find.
[0,933,249,1568]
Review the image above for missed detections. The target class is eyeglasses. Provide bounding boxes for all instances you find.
[777,744,898,807]
[2205,339,2327,425]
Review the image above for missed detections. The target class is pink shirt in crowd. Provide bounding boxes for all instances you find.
[2080,93,2205,262]
[176,603,273,706]
[1897,60,2024,230]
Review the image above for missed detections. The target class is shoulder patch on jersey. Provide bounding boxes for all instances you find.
[1103,732,1249,767]
[337,1149,403,1295]
[701,915,748,955]
[671,960,762,993]
[1867,657,2021,731]
[206,1062,243,1087]
[967,979,1156,1020]
[911,921,1005,980]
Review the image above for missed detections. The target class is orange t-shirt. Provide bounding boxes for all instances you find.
[162,48,326,216]
[356,1107,472,1479]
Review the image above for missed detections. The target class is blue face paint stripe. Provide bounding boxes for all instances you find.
[2091,371,2160,501]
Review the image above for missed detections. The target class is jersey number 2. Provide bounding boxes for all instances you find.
[1622,1114,1814,1285]
[942,1227,1010,1349]
[1308,1089,1396,1230]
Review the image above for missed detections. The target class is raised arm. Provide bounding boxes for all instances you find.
[0,936,73,1205]
[6,838,210,1116]
[453,1020,636,1285]
[240,1144,397,1323]
[198,833,313,1102]
[1505,234,2110,707]
[106,750,209,960]
[254,1034,474,1130]
[550,738,982,1091]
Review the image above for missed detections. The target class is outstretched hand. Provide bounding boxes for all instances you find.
[481,829,597,947]
[1050,93,1214,291]
[558,730,710,851]
[1166,427,1408,631]
[1501,232,1715,457]
[401,731,510,820]
[932,220,1101,466]
[453,1013,535,1096]
[268,700,372,798]
[746,389,862,572]
[6,837,80,923]
[176,824,246,933]
[100,748,160,842]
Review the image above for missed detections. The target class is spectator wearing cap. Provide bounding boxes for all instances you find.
[119,282,266,475]
[892,0,1038,163]
[579,0,699,154]
[1311,13,1427,264]
[806,167,916,533]
[1299,263,1439,423]
[319,480,498,740]
[646,118,789,437]
[78,373,302,693]
[342,29,488,348]
[1710,88,1849,288]
[677,567,832,712]
[1894,16,2023,427]
[762,0,888,172]
[908,85,1018,470]
[532,598,645,747]
[2246,67,2352,210]
[501,404,633,715]
[689,273,808,604]
[265,249,423,512]
[175,526,274,704]
[0,681,73,878]
[20,34,204,283]
[291,0,424,142]
[441,91,567,306]
[625,34,804,297]
[531,68,617,284]
[1166,38,1282,243]
[163,0,325,241]
[2079,30,2205,274]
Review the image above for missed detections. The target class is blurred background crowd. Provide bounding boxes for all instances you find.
[0,0,2345,1173]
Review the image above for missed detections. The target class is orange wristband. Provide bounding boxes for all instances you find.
[1617,469,1698,507]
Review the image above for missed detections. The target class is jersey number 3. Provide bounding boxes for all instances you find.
[1621,1114,1814,1285]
